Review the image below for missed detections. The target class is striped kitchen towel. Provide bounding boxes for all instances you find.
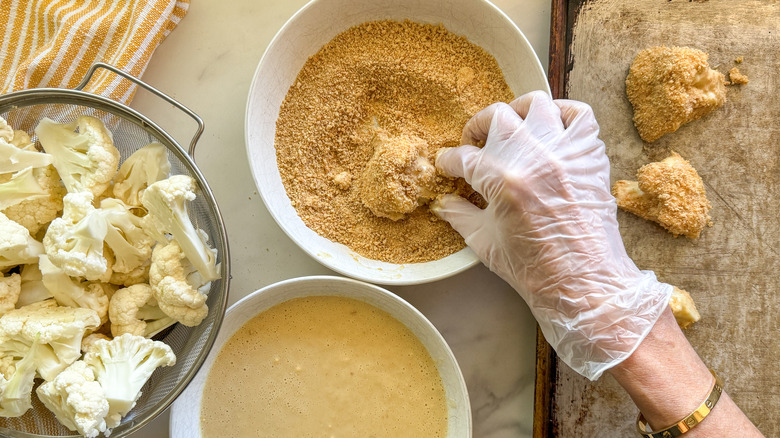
[0,0,188,104]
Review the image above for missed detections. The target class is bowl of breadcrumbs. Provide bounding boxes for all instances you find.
[245,0,550,285]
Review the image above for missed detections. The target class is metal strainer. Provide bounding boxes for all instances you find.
[0,63,230,437]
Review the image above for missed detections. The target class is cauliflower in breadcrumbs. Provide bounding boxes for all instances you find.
[612,152,712,239]
[626,46,727,142]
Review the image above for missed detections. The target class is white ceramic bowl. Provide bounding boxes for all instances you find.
[245,0,550,285]
[169,276,471,437]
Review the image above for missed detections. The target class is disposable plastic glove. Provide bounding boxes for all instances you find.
[432,91,672,380]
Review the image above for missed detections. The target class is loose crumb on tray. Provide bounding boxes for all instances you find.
[275,20,512,263]
[728,66,749,85]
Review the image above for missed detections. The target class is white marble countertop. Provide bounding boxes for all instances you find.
[128,0,551,436]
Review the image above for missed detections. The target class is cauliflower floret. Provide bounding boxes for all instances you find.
[39,255,111,324]
[0,337,44,417]
[112,143,171,208]
[670,286,701,330]
[108,263,149,287]
[0,300,100,381]
[35,115,120,197]
[36,360,109,438]
[0,137,53,175]
[83,333,175,429]
[358,130,437,221]
[149,241,210,327]
[0,166,49,211]
[0,211,44,271]
[16,263,53,308]
[99,198,154,274]
[109,283,174,338]
[2,165,66,236]
[43,192,108,280]
[80,333,111,354]
[613,152,712,239]
[626,46,727,142]
[141,175,219,282]
[0,274,21,316]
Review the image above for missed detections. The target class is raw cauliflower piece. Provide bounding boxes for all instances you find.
[626,46,727,142]
[109,283,174,338]
[39,255,111,325]
[0,337,44,416]
[149,240,210,327]
[16,263,53,308]
[141,175,219,282]
[43,192,109,280]
[99,198,154,274]
[0,166,49,211]
[670,286,701,330]
[0,273,21,316]
[0,211,44,271]
[83,333,175,429]
[36,360,109,438]
[35,116,120,197]
[612,152,712,239]
[112,142,171,207]
[2,164,66,237]
[0,300,101,381]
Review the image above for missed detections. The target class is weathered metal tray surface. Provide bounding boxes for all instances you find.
[536,0,780,436]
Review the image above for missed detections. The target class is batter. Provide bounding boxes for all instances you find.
[200,295,448,437]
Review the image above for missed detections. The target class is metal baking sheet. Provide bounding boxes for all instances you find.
[537,0,780,435]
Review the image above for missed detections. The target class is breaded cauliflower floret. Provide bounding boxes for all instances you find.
[358,130,437,221]
[626,46,727,142]
[612,152,712,239]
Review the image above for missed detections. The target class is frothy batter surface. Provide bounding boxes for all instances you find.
[200,295,448,438]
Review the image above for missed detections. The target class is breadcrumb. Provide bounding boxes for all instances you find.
[728,67,749,85]
[626,46,727,142]
[612,152,712,239]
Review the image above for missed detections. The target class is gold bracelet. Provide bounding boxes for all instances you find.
[636,370,723,438]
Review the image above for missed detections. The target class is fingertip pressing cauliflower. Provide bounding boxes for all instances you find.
[0,273,21,316]
[39,255,110,325]
[670,286,701,330]
[36,360,109,438]
[0,211,45,271]
[43,192,108,280]
[613,152,712,239]
[112,143,171,207]
[109,283,174,338]
[82,333,175,429]
[141,175,219,282]
[35,116,120,198]
[626,46,727,142]
[149,241,209,327]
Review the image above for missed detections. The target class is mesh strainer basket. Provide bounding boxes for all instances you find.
[0,63,230,437]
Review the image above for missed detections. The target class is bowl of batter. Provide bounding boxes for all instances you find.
[245,0,550,284]
[169,276,471,437]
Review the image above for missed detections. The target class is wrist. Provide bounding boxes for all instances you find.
[609,307,712,429]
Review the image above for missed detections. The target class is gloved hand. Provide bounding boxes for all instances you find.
[432,91,672,380]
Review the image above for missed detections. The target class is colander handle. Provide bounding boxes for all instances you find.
[75,62,205,159]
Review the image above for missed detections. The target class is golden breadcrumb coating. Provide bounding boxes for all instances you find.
[612,152,712,239]
[626,46,727,142]
[669,286,701,329]
[357,130,437,221]
[728,67,749,85]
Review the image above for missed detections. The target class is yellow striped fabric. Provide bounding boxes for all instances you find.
[0,0,188,104]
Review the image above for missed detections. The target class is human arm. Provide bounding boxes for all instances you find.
[610,306,761,437]
[432,90,761,435]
